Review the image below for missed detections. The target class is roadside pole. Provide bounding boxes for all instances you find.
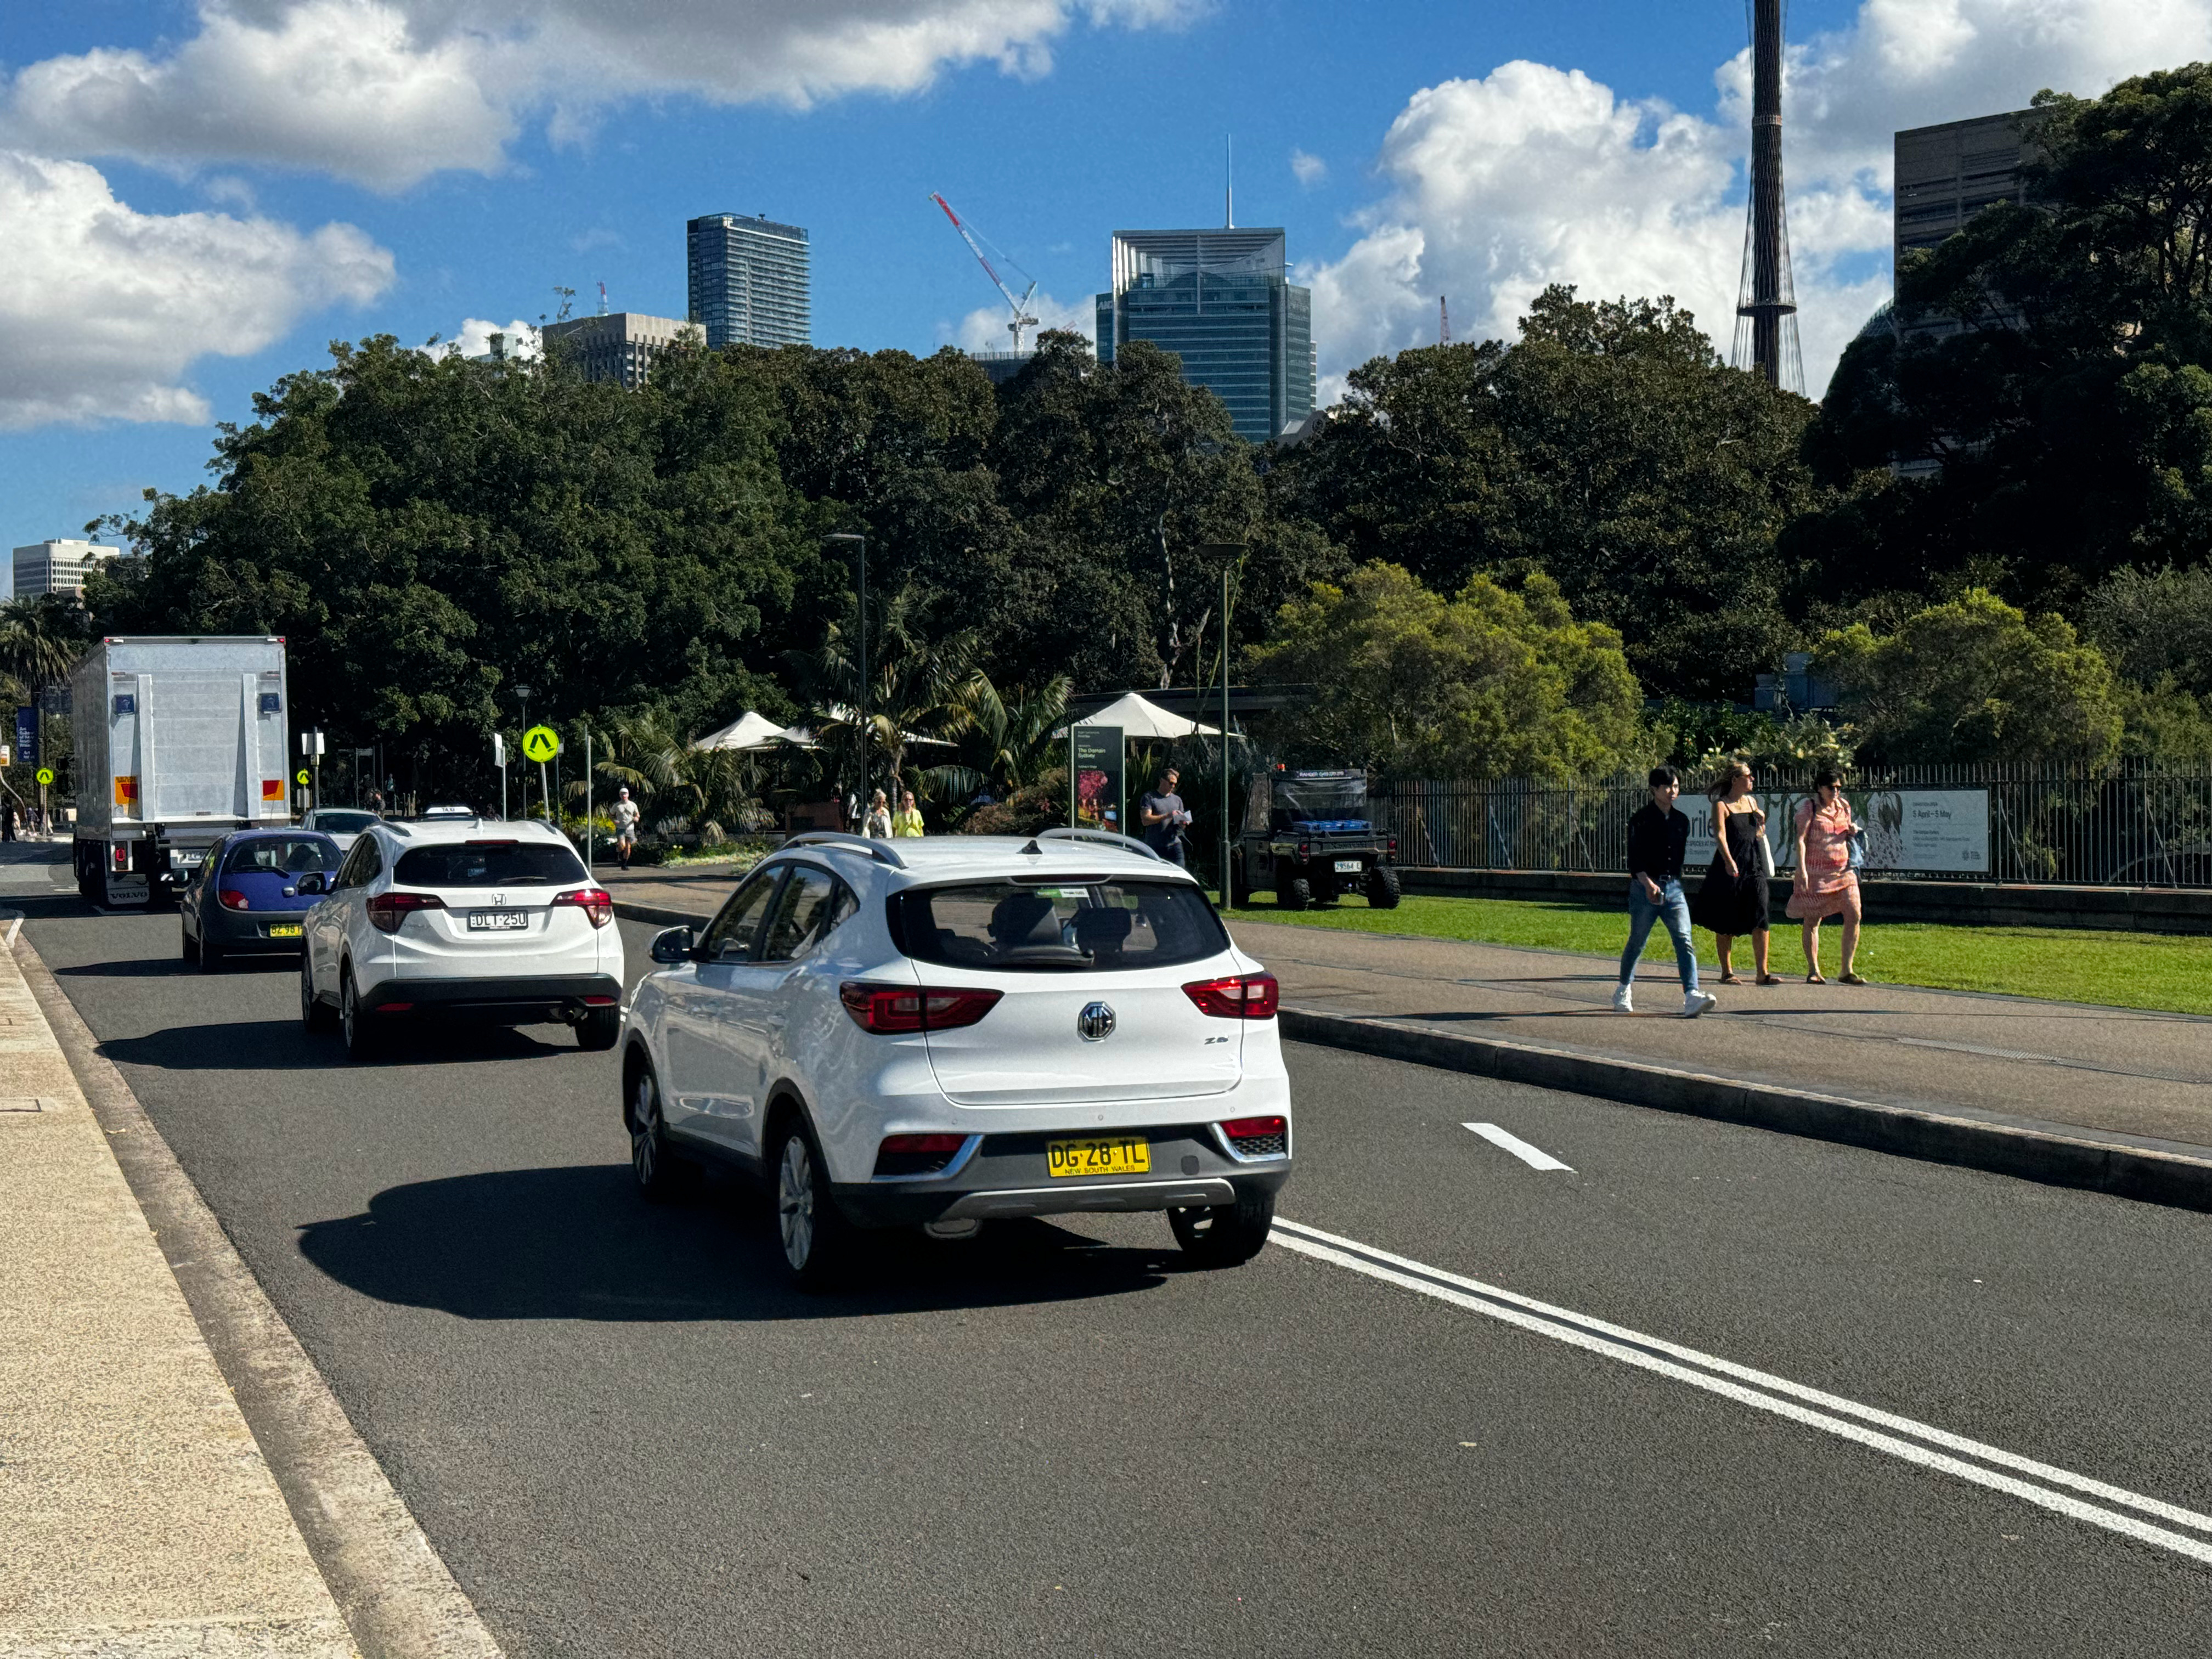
[494,731,507,820]
[1221,565,1232,909]
[584,730,593,870]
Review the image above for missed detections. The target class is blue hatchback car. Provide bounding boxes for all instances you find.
[182,829,343,969]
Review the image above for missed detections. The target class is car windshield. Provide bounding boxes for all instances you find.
[393,841,588,888]
[309,810,378,833]
[225,836,341,874]
[895,879,1228,973]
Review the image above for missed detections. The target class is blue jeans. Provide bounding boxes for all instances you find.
[1621,878,1700,992]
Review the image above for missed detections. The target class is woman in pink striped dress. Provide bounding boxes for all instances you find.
[1786,766,1865,985]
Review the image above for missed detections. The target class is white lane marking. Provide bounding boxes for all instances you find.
[3,915,19,947]
[1269,1217,2212,1565]
[1464,1122,1573,1171]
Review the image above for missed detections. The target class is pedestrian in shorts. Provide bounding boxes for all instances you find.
[611,787,642,871]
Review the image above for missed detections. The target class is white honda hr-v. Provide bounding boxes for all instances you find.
[620,828,1292,1289]
[298,814,623,1059]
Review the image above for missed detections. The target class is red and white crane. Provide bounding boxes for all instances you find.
[930,193,1040,352]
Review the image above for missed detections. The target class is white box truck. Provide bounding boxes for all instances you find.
[70,636,292,907]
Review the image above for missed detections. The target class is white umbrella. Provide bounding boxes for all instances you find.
[690,710,789,752]
[1056,691,1222,741]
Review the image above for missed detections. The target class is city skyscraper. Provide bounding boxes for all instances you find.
[1094,228,1315,443]
[542,312,698,388]
[12,538,129,602]
[686,213,811,349]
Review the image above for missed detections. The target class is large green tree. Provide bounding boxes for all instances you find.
[1803,63,2212,611]
[1274,287,1827,698]
[1246,561,1647,780]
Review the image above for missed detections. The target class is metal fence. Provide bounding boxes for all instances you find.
[1374,764,2212,887]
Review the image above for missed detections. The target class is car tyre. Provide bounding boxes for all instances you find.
[339,968,380,1061]
[181,924,199,963]
[300,956,336,1034]
[774,1121,857,1292]
[1279,876,1312,911]
[197,932,223,972]
[1169,1186,1275,1267]
[1365,866,1402,909]
[577,1006,622,1051]
[627,1066,693,1202]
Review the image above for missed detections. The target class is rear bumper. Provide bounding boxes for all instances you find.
[830,1125,1290,1227]
[356,973,623,1022]
[205,909,312,949]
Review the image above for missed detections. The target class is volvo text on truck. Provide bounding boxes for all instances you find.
[70,637,292,908]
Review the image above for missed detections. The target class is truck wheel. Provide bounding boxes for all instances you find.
[1280,876,1312,911]
[1366,866,1402,909]
[1229,864,1252,908]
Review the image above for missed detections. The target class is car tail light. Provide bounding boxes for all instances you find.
[1182,972,1280,1019]
[366,891,445,933]
[111,843,129,871]
[375,1002,415,1013]
[582,994,618,1007]
[553,886,613,928]
[839,983,1003,1034]
[218,888,250,911]
[873,1131,970,1178]
[1219,1114,1289,1158]
[1387,837,1398,855]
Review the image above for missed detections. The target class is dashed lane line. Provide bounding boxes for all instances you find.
[1269,1216,2212,1567]
[1463,1122,1574,1171]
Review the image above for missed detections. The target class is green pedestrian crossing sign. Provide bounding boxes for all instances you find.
[522,725,561,763]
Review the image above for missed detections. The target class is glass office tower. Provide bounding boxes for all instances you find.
[1094,229,1315,442]
[686,213,811,348]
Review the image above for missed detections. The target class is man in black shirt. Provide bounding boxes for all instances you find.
[1616,766,1715,1017]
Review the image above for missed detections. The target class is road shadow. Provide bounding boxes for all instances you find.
[297,1163,1176,1322]
[99,1017,580,1072]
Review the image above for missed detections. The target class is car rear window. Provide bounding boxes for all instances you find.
[311,810,379,833]
[393,841,588,888]
[225,836,341,874]
[894,879,1228,973]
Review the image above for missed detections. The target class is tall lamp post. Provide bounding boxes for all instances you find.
[824,534,868,819]
[514,685,533,820]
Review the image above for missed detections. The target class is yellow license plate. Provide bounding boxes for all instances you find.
[1046,1137,1150,1178]
[267,924,302,938]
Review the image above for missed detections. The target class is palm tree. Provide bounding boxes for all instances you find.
[786,585,981,803]
[0,595,91,698]
[921,675,1073,809]
[572,711,766,842]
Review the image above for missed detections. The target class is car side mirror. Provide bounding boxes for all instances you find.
[650,926,696,964]
[296,872,326,896]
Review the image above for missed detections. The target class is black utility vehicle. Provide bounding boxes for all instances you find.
[1231,767,1400,910]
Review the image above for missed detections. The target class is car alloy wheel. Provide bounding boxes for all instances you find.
[777,1134,815,1271]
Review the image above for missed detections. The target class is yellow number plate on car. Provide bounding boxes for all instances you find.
[266,924,302,938]
[1046,1137,1150,1178]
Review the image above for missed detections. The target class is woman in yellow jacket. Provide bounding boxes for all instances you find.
[890,788,926,838]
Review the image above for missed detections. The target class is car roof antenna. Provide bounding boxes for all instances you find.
[1019,838,1042,855]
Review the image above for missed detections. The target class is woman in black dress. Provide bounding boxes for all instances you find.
[1691,760,1776,985]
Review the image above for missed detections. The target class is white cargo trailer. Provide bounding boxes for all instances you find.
[70,636,292,907]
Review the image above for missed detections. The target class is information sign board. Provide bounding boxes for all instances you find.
[1071,725,1124,836]
[1683,788,1990,876]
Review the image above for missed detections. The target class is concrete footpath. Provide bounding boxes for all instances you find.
[0,923,357,1657]
[600,860,2212,1206]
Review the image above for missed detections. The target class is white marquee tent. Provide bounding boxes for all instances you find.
[1056,691,1223,741]
[690,710,791,752]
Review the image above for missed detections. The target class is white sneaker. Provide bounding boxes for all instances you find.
[1611,983,1634,1013]
[1683,989,1718,1018]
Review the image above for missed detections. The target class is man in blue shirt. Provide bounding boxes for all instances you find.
[1615,766,1716,1017]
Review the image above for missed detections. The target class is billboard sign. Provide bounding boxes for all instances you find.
[1071,725,1125,836]
[1685,788,1990,876]
[13,707,33,769]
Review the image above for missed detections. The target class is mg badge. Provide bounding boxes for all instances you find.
[1077,1001,1116,1042]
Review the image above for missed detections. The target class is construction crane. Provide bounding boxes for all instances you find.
[930,193,1040,352]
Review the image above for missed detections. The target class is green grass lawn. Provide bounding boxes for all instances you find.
[1222,890,2212,1016]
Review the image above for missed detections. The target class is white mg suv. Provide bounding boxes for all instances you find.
[620,828,1291,1289]
[298,814,623,1059]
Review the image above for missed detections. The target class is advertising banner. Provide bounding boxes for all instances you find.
[1071,725,1124,836]
[1683,788,1990,876]
[13,707,33,769]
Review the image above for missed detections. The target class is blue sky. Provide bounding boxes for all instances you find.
[2,0,2201,577]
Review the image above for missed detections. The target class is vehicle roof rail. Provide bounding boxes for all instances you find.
[1036,826,1165,862]
[782,831,908,870]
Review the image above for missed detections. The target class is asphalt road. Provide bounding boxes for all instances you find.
[19,886,2212,1656]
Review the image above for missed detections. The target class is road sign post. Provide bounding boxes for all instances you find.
[36,765,53,837]
[494,731,507,821]
[522,725,561,826]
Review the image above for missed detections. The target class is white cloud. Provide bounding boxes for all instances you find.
[3,0,1205,192]
[953,289,1095,353]
[1308,0,2212,402]
[437,317,540,359]
[1290,147,1327,187]
[0,150,392,430]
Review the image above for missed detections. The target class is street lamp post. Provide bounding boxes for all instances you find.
[825,534,867,820]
